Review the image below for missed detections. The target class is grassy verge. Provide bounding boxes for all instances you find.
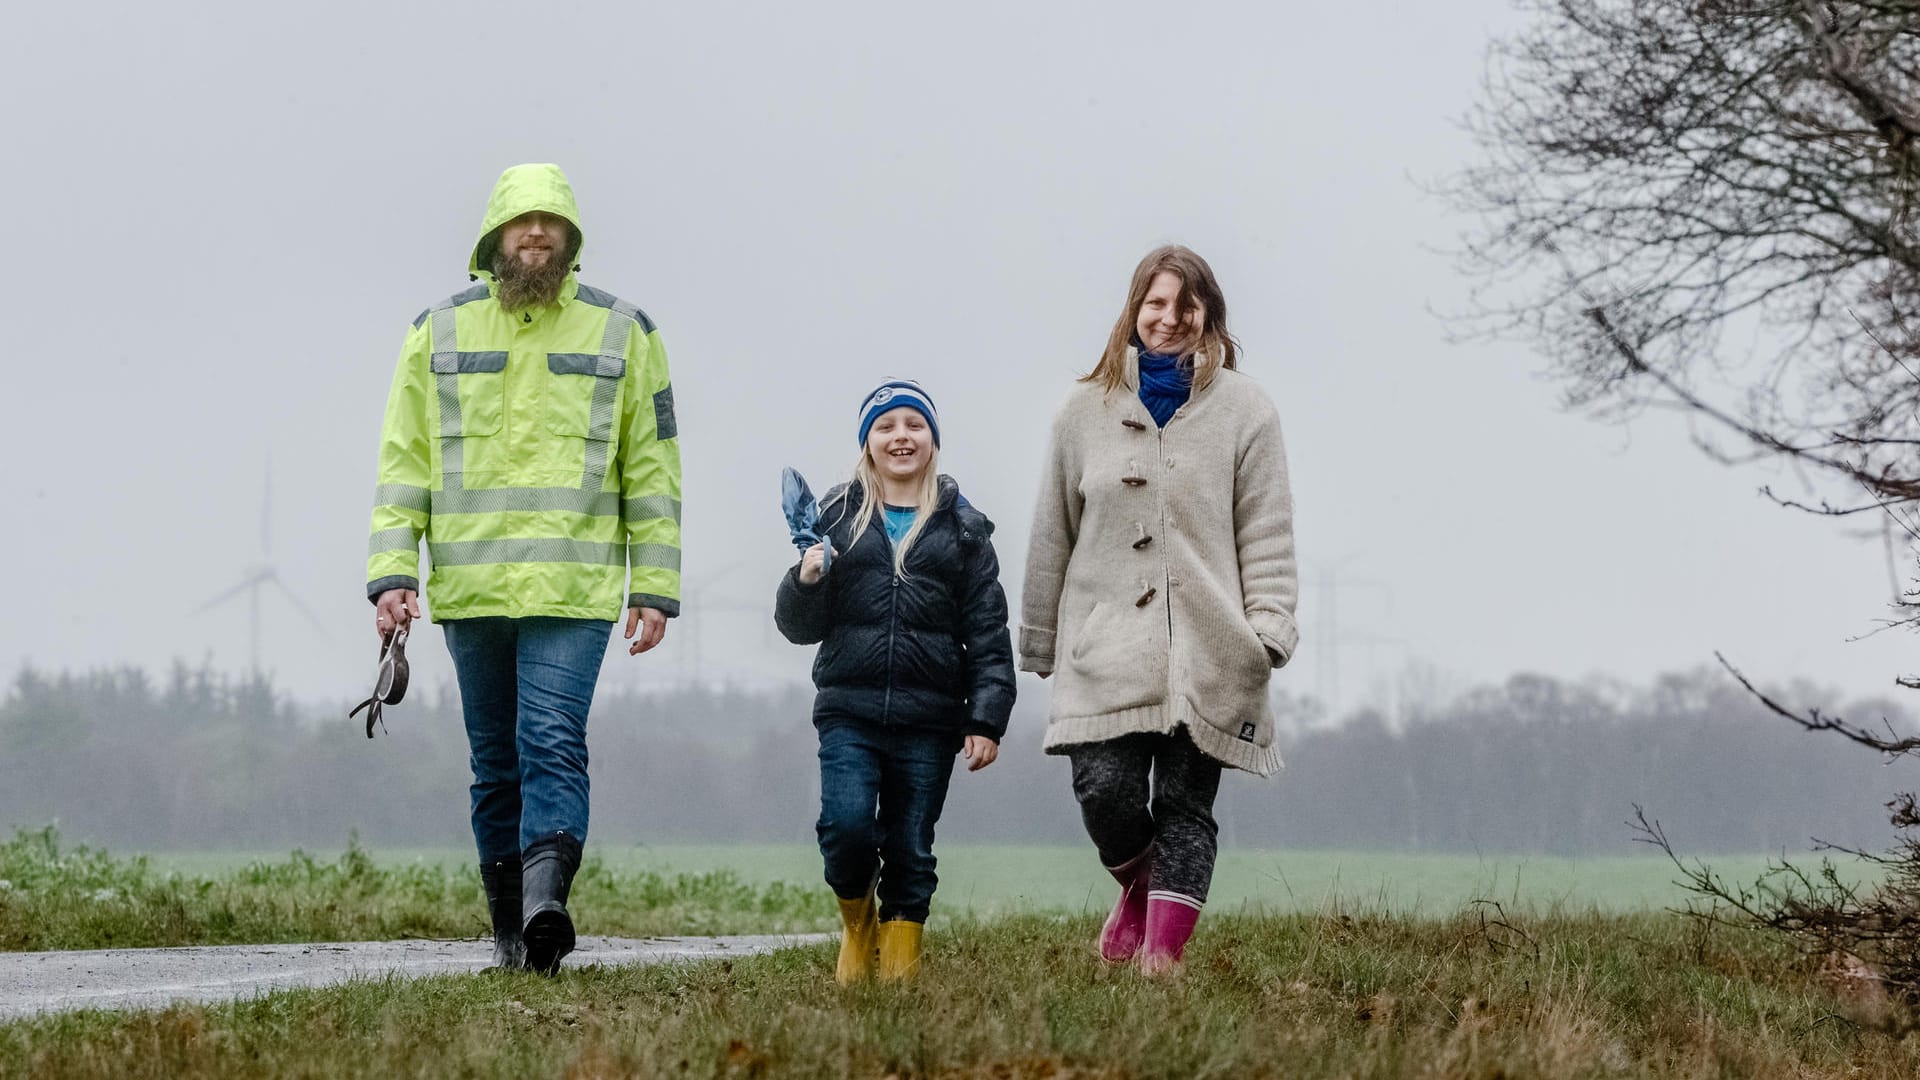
[4,908,1916,1078]
[0,828,834,950]
[148,842,1882,918]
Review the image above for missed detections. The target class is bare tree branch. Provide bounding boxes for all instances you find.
[1717,651,1920,754]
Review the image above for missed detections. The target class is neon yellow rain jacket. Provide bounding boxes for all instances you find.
[365,164,681,621]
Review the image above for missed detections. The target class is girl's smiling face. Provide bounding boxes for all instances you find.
[865,407,934,484]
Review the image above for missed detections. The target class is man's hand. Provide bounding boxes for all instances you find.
[961,735,999,772]
[625,606,668,656]
[374,589,421,639]
[797,542,835,586]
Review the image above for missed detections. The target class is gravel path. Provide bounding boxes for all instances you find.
[0,934,832,1020]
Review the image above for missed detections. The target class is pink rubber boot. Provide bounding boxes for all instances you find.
[1098,847,1153,964]
[1139,891,1203,976]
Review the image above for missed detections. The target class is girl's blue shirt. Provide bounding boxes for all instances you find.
[1137,349,1193,428]
[883,504,918,547]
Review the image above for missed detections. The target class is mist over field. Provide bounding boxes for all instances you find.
[1,663,1902,857]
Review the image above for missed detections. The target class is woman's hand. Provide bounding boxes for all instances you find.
[798,542,835,585]
[962,735,999,771]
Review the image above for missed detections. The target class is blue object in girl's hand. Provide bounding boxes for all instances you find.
[781,467,832,573]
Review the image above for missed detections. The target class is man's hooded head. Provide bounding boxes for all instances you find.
[471,164,585,311]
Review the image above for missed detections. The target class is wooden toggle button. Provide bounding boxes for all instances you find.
[1121,476,1147,486]
[1132,534,1153,549]
[1122,418,1147,430]
[1134,587,1157,607]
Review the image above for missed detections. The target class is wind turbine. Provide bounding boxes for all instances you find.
[195,457,327,673]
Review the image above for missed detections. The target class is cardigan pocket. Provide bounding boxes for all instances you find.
[1068,602,1111,665]
[1059,601,1166,716]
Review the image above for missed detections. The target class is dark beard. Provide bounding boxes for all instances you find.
[491,248,570,311]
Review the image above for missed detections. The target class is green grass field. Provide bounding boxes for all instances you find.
[7,910,1919,1078]
[5,829,1912,1077]
[142,842,1848,920]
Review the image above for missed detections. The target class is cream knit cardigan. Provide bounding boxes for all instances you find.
[1019,348,1299,775]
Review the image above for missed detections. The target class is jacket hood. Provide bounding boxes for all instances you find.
[468,163,585,279]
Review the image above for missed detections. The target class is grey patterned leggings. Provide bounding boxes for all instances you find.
[1067,728,1223,902]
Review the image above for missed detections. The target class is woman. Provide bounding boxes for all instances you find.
[1020,246,1299,975]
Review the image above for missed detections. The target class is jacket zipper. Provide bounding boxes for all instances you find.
[878,515,899,725]
[877,493,945,726]
[884,573,899,724]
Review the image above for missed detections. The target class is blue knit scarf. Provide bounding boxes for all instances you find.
[1136,349,1192,428]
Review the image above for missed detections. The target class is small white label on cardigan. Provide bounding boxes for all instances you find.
[1238,723,1256,742]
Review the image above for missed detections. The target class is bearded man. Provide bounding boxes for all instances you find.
[364,163,681,973]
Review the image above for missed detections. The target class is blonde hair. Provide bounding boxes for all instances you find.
[1084,245,1239,393]
[846,442,941,578]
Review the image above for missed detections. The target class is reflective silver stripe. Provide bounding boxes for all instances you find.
[430,305,464,487]
[435,367,461,440]
[430,351,507,374]
[429,301,458,353]
[428,538,626,567]
[629,543,682,574]
[581,307,637,489]
[373,484,430,513]
[368,527,419,554]
[431,487,621,516]
[622,495,680,522]
[436,374,462,441]
[547,353,626,377]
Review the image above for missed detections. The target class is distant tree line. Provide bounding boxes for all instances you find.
[0,662,1906,856]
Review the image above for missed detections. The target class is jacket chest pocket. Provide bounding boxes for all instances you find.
[544,354,626,439]
[431,351,507,437]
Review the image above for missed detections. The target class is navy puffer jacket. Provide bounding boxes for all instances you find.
[774,475,1016,740]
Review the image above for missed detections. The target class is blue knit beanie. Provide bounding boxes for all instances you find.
[857,379,941,448]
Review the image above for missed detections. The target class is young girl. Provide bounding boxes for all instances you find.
[1020,246,1299,975]
[775,379,1016,983]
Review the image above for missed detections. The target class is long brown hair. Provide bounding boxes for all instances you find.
[1083,245,1238,392]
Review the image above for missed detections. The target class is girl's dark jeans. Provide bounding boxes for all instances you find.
[815,722,962,923]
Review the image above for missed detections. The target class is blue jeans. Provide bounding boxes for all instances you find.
[442,616,611,864]
[815,723,961,923]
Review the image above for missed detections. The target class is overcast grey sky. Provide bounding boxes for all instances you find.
[2,0,1910,712]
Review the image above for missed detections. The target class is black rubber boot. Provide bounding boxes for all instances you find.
[521,832,583,975]
[478,859,526,971]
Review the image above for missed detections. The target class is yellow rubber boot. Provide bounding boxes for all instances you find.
[835,888,879,985]
[876,920,925,982]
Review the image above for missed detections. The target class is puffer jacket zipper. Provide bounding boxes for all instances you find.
[877,515,899,725]
[884,572,899,724]
[879,501,944,725]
